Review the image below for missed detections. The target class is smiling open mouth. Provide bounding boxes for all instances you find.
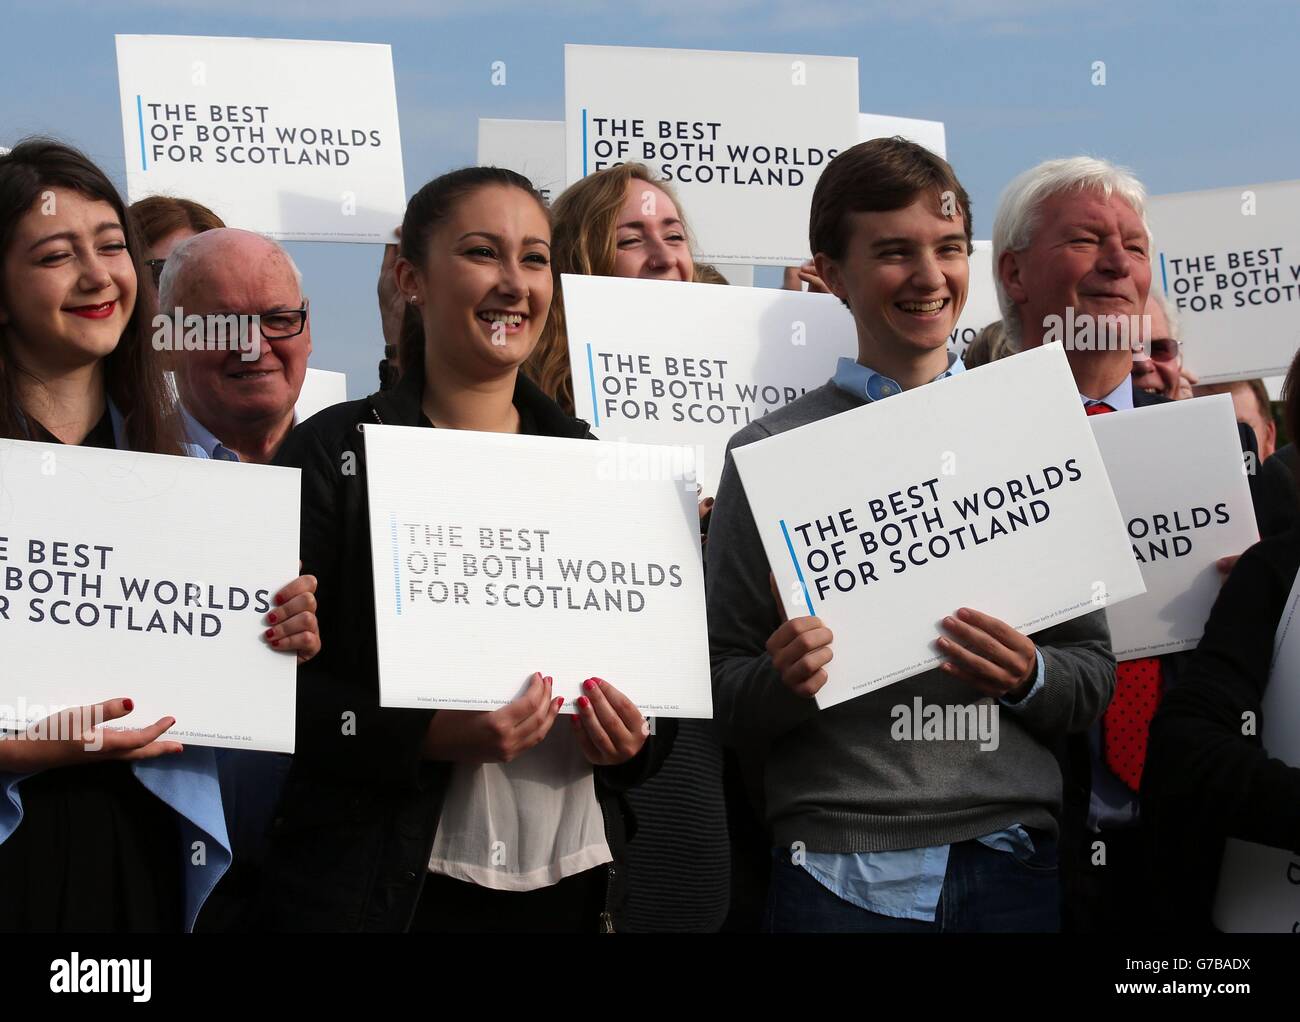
[477,311,525,325]
[896,298,949,315]
[66,301,117,319]
[229,369,276,380]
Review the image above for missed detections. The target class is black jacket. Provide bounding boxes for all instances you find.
[1143,526,1300,931]
[1256,443,1299,539]
[257,371,675,931]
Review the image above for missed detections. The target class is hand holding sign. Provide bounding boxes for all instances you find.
[938,607,1037,700]
[378,227,404,351]
[570,678,650,765]
[767,573,835,699]
[422,673,564,763]
[265,572,321,664]
[0,698,181,772]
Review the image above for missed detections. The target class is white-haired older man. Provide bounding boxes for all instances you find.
[158,228,312,464]
[992,157,1262,934]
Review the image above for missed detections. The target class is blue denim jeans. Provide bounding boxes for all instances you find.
[765,833,1061,933]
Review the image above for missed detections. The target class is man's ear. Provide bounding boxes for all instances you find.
[998,249,1029,305]
[812,252,849,308]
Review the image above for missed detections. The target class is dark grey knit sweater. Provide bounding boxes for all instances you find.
[705,382,1116,852]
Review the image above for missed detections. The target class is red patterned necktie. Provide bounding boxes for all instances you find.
[1085,398,1164,791]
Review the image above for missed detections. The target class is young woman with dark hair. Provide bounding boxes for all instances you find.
[0,138,318,932]
[261,166,673,932]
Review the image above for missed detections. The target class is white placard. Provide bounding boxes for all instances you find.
[949,241,999,358]
[1214,565,1300,932]
[115,34,406,243]
[477,118,566,204]
[295,368,347,421]
[858,112,946,158]
[0,440,299,751]
[365,425,712,717]
[562,274,858,497]
[566,44,858,266]
[1091,395,1259,659]
[731,343,1145,708]
[1148,180,1300,382]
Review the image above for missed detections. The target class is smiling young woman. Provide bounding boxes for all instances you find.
[525,162,696,416]
[0,139,319,933]
[260,167,674,933]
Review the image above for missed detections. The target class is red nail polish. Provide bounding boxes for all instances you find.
[557,697,565,708]
[274,595,284,606]
[271,639,281,647]
[265,629,275,639]
[584,679,596,691]
[578,696,589,708]
[123,698,134,712]
[268,613,278,624]
[592,677,604,687]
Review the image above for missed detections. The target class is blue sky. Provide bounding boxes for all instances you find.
[3,0,1297,397]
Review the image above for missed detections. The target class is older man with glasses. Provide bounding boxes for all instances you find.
[994,156,1266,935]
[157,228,312,464]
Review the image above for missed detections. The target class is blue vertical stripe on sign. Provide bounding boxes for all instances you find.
[136,95,148,171]
[780,519,814,615]
[582,107,588,176]
[1160,252,1168,294]
[586,343,600,427]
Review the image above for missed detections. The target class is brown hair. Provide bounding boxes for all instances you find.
[397,166,550,384]
[693,263,729,285]
[1284,351,1300,452]
[962,320,1012,369]
[1193,379,1274,426]
[809,137,973,261]
[128,195,226,250]
[0,138,181,453]
[524,163,694,415]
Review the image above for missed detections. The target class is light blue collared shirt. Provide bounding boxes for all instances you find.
[179,406,242,462]
[1080,376,1135,413]
[1,400,232,932]
[799,354,1046,922]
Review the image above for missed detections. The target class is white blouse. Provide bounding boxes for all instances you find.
[428,724,612,891]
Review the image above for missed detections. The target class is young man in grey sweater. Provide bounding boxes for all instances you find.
[705,138,1116,932]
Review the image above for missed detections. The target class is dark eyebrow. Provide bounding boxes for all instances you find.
[617,217,684,231]
[29,221,123,252]
[870,233,966,249]
[457,230,551,250]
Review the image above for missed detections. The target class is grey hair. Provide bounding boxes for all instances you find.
[992,156,1149,349]
[1146,285,1181,341]
[157,228,303,311]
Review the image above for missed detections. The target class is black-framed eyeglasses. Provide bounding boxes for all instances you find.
[254,307,309,339]
[146,258,166,288]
